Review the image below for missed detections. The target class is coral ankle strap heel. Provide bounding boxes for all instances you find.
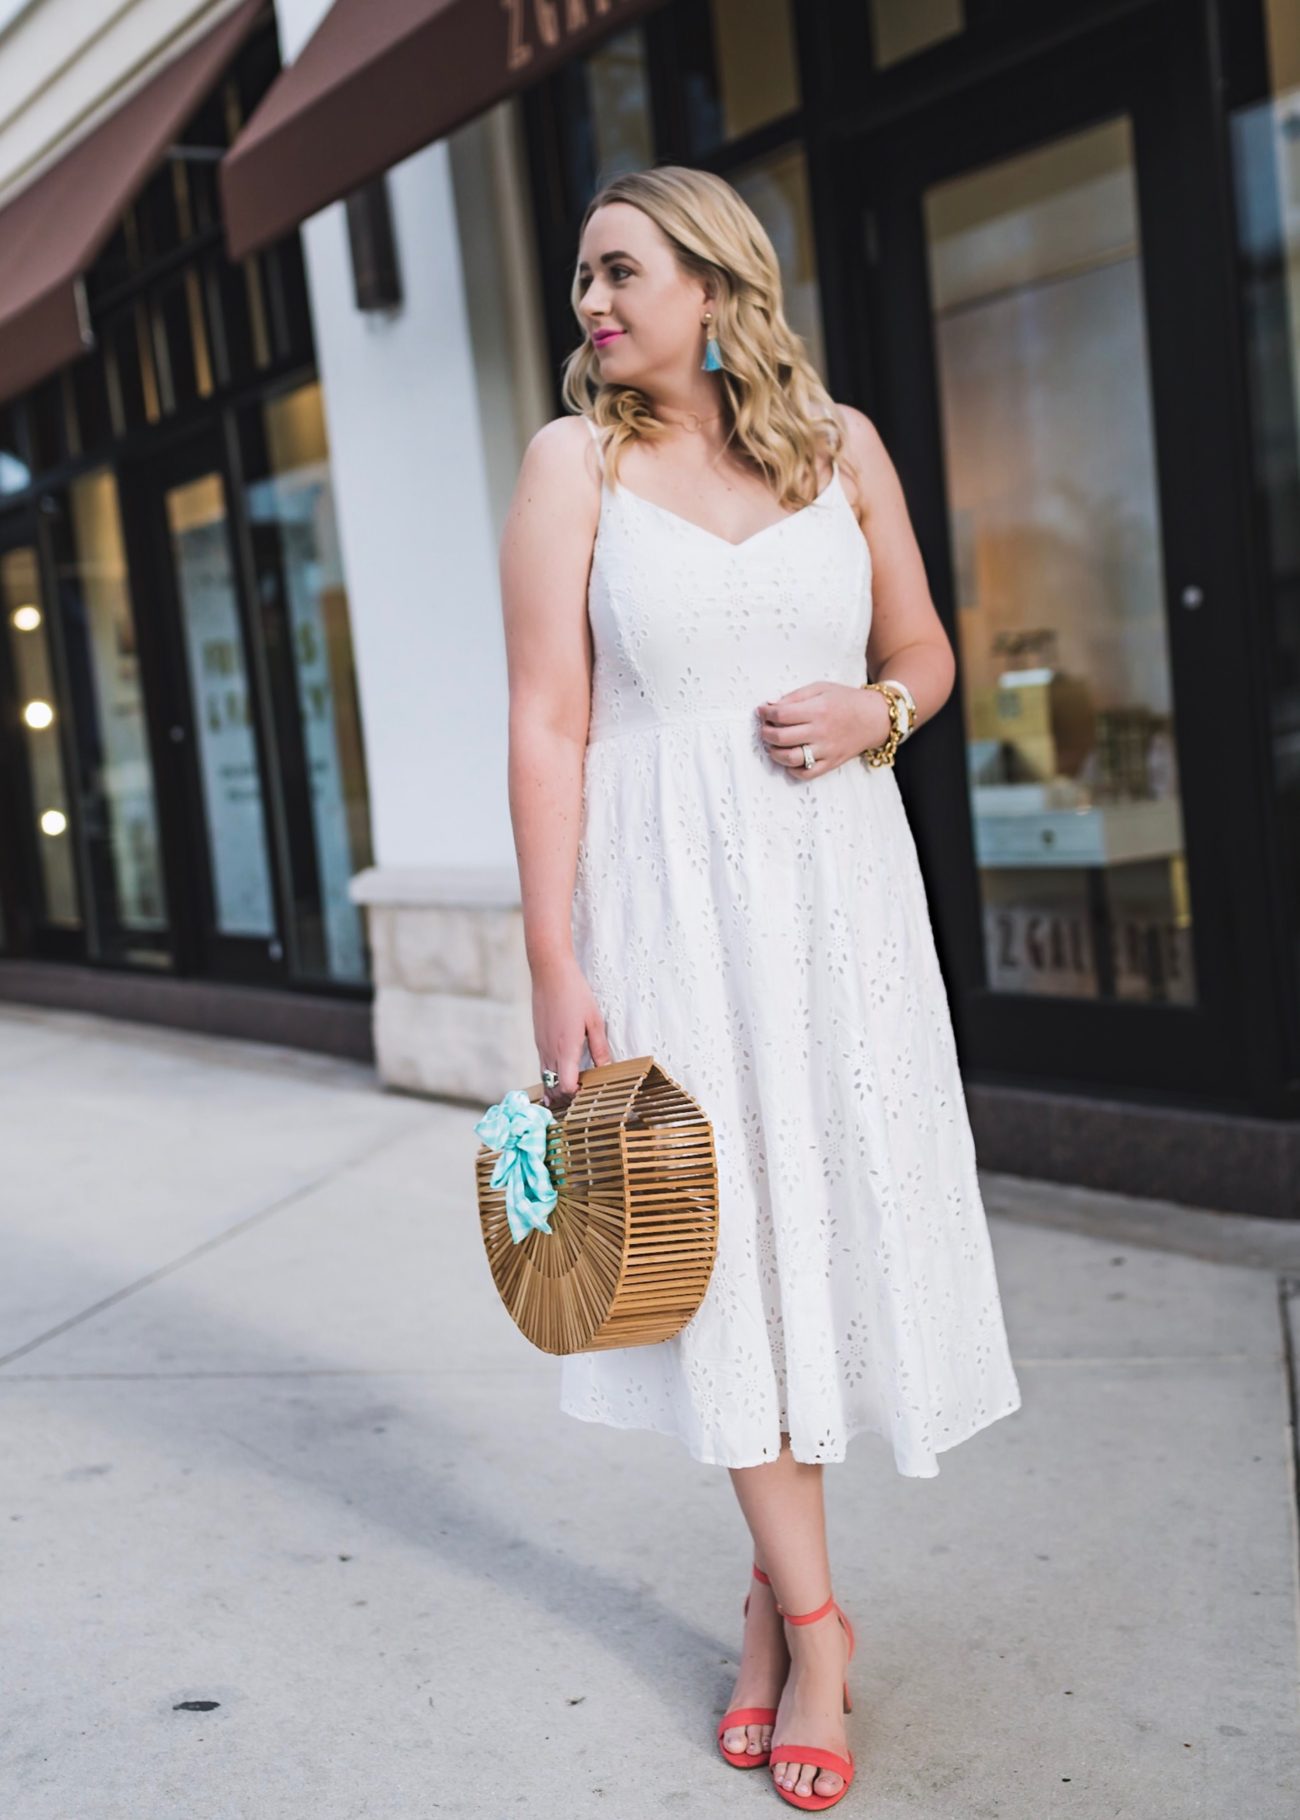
[717,1564,781,1769]
[768,1589,856,1811]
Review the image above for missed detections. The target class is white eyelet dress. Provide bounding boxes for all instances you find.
[559,415,1022,1474]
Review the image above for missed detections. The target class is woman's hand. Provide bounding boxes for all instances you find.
[757,682,891,777]
[531,952,613,1111]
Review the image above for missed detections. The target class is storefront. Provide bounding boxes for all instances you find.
[509,0,1300,1185]
[0,2,373,1051]
[5,0,1300,1212]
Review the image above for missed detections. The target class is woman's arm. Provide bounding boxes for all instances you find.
[839,403,957,737]
[499,417,612,1098]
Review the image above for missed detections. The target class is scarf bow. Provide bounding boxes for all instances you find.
[474,1089,559,1244]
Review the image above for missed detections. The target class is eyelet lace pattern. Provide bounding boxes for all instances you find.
[559,417,1022,1473]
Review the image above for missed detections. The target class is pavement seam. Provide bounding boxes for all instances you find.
[0,1369,539,1381]
[1278,1274,1300,1723]
[0,1115,433,1371]
[0,1355,1269,1383]
[1009,1352,1265,1365]
[984,1195,1300,1272]
[0,1005,379,1088]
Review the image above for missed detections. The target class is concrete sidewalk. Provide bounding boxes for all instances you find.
[2,1003,1298,1820]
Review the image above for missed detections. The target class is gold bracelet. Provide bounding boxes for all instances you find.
[859,681,905,768]
[876,677,917,738]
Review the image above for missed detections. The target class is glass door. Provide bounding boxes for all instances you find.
[120,400,372,991]
[847,3,1269,1099]
[0,518,83,953]
[0,488,169,965]
[127,429,288,982]
[49,470,171,966]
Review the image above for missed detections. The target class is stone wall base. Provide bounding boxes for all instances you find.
[349,865,536,1100]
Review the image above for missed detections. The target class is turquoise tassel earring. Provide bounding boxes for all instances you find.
[701,310,723,372]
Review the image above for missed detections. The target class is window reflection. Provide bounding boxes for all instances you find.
[869,0,963,69]
[924,117,1195,1004]
[167,472,277,940]
[733,147,826,381]
[0,408,29,493]
[586,26,653,181]
[243,383,373,984]
[58,470,169,958]
[708,0,799,145]
[2,547,79,928]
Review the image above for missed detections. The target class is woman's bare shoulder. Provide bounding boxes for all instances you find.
[828,401,891,520]
[507,415,602,538]
[500,415,604,600]
[522,413,601,486]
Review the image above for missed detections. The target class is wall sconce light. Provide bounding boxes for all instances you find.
[345,175,403,315]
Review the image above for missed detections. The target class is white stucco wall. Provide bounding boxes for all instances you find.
[274,0,521,880]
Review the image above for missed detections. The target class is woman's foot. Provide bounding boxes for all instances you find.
[720,1569,790,1759]
[770,1604,852,1800]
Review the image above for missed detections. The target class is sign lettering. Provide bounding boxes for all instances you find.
[502,0,622,74]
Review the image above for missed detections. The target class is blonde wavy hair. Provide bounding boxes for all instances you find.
[559,164,853,512]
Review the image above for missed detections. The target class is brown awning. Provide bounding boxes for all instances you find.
[0,0,263,406]
[220,0,669,261]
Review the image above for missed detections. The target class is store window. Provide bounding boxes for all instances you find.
[54,470,168,961]
[869,0,964,70]
[1229,0,1300,1045]
[167,470,278,942]
[0,407,29,493]
[584,25,654,183]
[693,0,800,150]
[734,147,826,381]
[1,546,78,929]
[924,116,1194,1005]
[241,383,372,984]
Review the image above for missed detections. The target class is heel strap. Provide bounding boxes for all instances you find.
[752,1563,771,1585]
[776,1590,835,1625]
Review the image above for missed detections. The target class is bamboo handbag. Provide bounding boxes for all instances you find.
[473,1055,719,1355]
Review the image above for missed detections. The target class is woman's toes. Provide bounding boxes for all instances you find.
[723,1727,744,1752]
[790,1761,842,1797]
[746,1725,765,1753]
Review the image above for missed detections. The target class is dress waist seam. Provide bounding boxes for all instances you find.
[587,708,760,747]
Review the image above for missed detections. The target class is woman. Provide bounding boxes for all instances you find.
[498,164,1022,1812]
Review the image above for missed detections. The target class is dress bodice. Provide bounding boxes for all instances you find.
[584,416,873,746]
